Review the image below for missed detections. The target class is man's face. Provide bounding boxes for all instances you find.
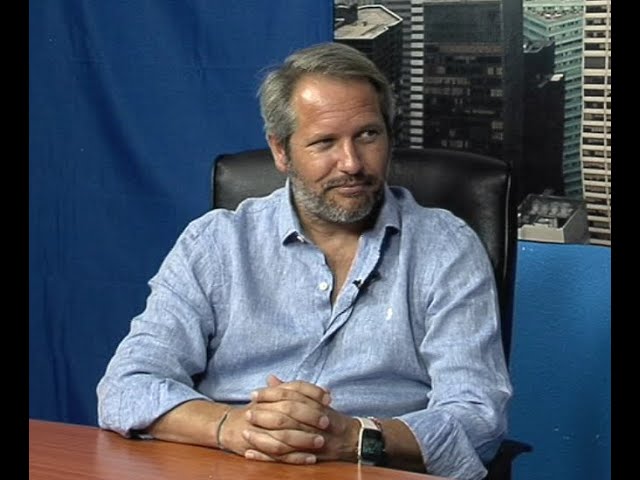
[270,74,390,225]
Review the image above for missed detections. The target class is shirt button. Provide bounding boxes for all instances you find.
[318,281,330,291]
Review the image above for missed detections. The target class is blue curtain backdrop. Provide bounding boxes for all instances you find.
[29,1,333,426]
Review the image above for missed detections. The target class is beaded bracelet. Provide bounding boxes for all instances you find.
[215,407,232,451]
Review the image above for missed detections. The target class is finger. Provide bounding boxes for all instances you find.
[248,394,330,430]
[252,383,331,406]
[244,449,276,462]
[279,381,331,405]
[246,405,330,431]
[266,374,284,387]
[252,387,317,405]
[245,449,317,465]
[242,428,325,455]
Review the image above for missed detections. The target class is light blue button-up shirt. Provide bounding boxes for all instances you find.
[97,182,512,480]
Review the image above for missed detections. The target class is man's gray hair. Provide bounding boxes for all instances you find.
[258,42,395,146]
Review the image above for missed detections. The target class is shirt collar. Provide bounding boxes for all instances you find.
[276,180,401,245]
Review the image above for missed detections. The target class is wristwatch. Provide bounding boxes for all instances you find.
[356,417,386,466]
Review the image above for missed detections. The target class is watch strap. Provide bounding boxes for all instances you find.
[357,416,378,432]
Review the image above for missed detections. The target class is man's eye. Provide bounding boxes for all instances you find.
[359,130,380,142]
[311,139,333,149]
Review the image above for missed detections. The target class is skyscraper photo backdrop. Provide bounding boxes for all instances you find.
[334,0,611,246]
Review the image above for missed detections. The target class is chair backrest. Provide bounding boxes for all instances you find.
[212,147,517,363]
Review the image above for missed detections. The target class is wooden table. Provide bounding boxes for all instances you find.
[29,419,448,479]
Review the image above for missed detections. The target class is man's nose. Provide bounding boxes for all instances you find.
[337,141,363,173]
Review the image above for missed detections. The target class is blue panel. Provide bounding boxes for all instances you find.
[509,242,611,480]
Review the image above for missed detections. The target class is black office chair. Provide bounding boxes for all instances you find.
[211,147,532,480]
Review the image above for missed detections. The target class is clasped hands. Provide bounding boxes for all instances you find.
[219,374,359,465]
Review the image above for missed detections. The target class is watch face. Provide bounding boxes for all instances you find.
[361,429,384,460]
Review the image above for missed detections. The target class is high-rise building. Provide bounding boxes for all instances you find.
[421,0,504,159]
[382,0,428,148]
[523,0,585,198]
[580,0,611,246]
[521,39,565,206]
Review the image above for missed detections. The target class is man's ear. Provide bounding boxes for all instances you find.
[267,135,289,174]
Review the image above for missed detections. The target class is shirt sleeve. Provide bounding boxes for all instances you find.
[397,218,512,480]
[96,218,221,437]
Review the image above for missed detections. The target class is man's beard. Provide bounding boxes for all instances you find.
[287,163,384,224]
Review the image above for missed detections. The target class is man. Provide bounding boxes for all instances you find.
[97,42,512,480]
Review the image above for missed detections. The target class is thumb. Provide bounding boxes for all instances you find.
[267,374,284,387]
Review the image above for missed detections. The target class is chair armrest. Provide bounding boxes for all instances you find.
[484,439,533,480]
